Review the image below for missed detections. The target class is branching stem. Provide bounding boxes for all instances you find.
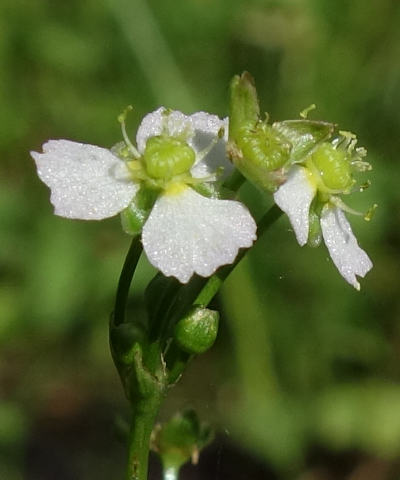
[113,205,283,480]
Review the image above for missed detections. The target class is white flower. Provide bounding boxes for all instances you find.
[273,165,372,289]
[31,108,256,283]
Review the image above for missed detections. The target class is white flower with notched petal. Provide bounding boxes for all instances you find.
[31,108,256,283]
[274,155,372,290]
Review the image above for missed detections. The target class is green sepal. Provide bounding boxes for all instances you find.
[120,186,160,235]
[164,345,192,385]
[307,204,323,248]
[109,318,148,366]
[110,328,166,402]
[128,343,167,401]
[272,119,335,164]
[152,409,214,471]
[145,273,181,331]
[120,204,146,236]
[229,71,260,139]
[174,306,219,355]
[190,181,223,199]
[191,178,241,201]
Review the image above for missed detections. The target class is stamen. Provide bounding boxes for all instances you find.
[126,160,147,182]
[330,196,363,216]
[185,172,220,185]
[331,137,340,149]
[160,108,193,141]
[355,147,367,158]
[364,204,378,222]
[217,126,225,139]
[336,130,358,152]
[300,103,316,119]
[161,108,172,135]
[351,160,372,172]
[358,180,371,192]
[348,138,357,153]
[339,130,356,141]
[111,141,131,159]
[346,180,370,195]
[331,196,377,222]
[118,106,141,159]
[196,128,224,163]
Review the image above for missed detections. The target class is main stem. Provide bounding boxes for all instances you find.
[126,395,163,480]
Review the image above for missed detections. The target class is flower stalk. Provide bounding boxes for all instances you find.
[114,235,143,326]
[126,395,164,480]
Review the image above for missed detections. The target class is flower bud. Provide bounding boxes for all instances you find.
[151,409,213,473]
[144,136,195,180]
[174,307,219,355]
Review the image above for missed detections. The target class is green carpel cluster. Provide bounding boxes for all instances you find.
[144,136,195,180]
[308,142,353,192]
[238,123,291,172]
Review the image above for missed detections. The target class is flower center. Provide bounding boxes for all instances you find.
[143,136,196,180]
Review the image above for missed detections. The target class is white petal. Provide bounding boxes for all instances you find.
[189,113,233,180]
[273,166,316,246]
[31,140,138,220]
[142,187,257,283]
[320,205,373,289]
[136,107,193,153]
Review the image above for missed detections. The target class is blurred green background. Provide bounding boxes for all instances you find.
[1,0,400,478]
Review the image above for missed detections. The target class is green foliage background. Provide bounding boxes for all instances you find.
[1,0,400,478]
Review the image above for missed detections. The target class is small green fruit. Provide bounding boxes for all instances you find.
[174,307,219,355]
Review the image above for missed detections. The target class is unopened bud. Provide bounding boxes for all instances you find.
[174,307,219,355]
[151,409,213,474]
